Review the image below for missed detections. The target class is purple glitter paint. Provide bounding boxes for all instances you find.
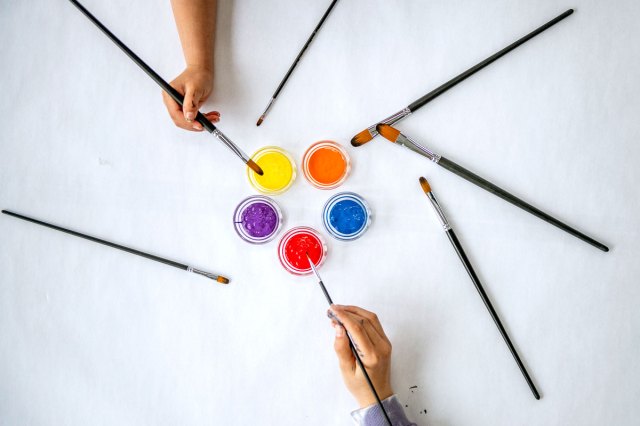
[241,202,278,238]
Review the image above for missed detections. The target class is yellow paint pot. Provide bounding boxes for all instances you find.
[247,146,297,195]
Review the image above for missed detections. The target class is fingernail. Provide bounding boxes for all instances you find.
[185,112,194,122]
[335,325,345,337]
[327,309,337,319]
[193,124,202,130]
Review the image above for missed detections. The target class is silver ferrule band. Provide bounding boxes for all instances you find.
[366,107,412,135]
[398,134,441,163]
[212,129,251,163]
[260,98,275,118]
[188,266,219,281]
[427,192,451,231]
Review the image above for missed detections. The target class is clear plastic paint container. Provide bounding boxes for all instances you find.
[247,146,297,195]
[233,195,283,244]
[277,226,327,275]
[322,192,372,241]
[301,140,351,190]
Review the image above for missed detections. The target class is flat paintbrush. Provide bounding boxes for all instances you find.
[305,253,393,426]
[351,9,574,147]
[257,0,340,126]
[67,0,263,176]
[379,124,608,252]
[418,178,539,400]
[2,210,230,284]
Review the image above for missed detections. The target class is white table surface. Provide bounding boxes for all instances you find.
[2,0,640,424]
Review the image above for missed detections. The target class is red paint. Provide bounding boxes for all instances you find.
[284,231,323,270]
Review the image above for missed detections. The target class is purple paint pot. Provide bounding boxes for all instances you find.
[233,195,283,244]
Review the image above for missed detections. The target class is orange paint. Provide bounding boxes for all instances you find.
[302,141,351,189]
[308,147,346,184]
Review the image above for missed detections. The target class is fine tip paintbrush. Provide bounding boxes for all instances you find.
[378,124,609,252]
[256,0,340,126]
[2,210,230,284]
[417,178,540,400]
[305,253,393,426]
[67,0,263,176]
[350,8,574,147]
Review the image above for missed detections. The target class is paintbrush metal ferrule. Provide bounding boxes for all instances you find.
[396,132,442,163]
[187,266,227,283]
[364,107,412,141]
[212,128,251,164]
[426,192,451,231]
[257,98,275,126]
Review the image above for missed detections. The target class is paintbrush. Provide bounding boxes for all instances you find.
[378,124,608,252]
[2,210,230,284]
[305,253,393,426]
[67,0,263,176]
[351,9,574,147]
[257,0,340,126]
[418,178,539,399]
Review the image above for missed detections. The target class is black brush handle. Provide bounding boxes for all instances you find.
[68,0,216,133]
[271,0,339,99]
[2,210,188,271]
[437,156,609,252]
[407,9,573,112]
[446,228,540,400]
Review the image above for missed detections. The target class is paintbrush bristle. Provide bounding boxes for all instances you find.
[419,177,432,194]
[350,128,374,147]
[256,116,264,126]
[376,124,401,143]
[217,276,230,284]
[247,159,264,176]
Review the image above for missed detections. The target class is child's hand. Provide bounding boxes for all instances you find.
[162,66,220,132]
[329,305,394,408]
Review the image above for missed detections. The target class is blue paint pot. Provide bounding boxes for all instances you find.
[322,192,372,241]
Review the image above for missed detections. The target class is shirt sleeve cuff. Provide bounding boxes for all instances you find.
[350,395,416,426]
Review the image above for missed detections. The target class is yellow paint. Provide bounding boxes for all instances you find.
[248,147,296,194]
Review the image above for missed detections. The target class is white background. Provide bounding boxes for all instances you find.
[1,0,639,425]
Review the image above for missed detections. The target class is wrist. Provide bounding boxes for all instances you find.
[356,387,394,408]
[186,62,214,73]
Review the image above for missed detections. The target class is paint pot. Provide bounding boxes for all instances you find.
[233,195,283,244]
[277,226,327,275]
[322,192,372,241]
[302,141,350,189]
[247,146,297,195]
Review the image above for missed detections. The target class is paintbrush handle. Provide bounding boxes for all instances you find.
[445,228,540,400]
[437,157,609,252]
[407,9,573,112]
[67,1,217,133]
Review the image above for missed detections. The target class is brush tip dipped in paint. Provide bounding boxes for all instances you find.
[247,159,265,176]
[217,276,230,284]
[256,116,264,127]
[376,124,401,143]
[419,177,432,195]
[350,128,374,147]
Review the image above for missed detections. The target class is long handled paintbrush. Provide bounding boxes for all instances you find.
[67,0,263,176]
[379,124,608,252]
[351,9,574,147]
[305,253,392,426]
[257,0,340,126]
[418,178,539,399]
[2,210,230,284]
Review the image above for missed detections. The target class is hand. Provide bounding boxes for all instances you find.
[162,65,220,132]
[329,305,394,408]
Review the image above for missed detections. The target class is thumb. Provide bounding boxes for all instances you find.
[182,86,202,122]
[333,323,354,373]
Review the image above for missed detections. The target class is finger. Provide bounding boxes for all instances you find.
[203,111,220,124]
[182,86,202,123]
[330,306,375,357]
[339,305,389,343]
[162,91,202,131]
[332,322,355,374]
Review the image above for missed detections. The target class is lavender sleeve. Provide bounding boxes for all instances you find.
[350,395,417,426]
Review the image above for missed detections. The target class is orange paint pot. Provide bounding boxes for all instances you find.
[302,141,351,189]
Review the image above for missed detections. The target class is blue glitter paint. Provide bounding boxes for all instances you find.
[329,199,366,235]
